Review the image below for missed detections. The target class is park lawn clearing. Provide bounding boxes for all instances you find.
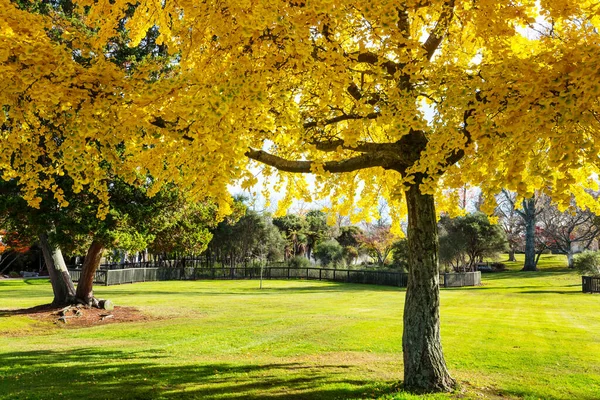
[0,257,599,399]
[490,253,570,272]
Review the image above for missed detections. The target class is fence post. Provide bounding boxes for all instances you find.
[333,269,336,281]
[347,270,350,282]
[319,269,322,281]
[287,267,290,280]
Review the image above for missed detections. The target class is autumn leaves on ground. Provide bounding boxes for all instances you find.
[1,255,599,400]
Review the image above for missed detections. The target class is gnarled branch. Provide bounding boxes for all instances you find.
[245,148,398,173]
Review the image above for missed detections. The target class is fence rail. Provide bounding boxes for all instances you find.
[582,276,600,293]
[68,265,481,289]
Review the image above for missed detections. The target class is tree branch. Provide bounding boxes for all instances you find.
[303,112,379,129]
[310,139,396,153]
[245,148,397,173]
[423,0,455,61]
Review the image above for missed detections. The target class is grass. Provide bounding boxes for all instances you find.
[490,253,570,272]
[0,254,599,399]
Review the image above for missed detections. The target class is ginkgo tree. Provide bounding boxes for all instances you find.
[3,0,600,394]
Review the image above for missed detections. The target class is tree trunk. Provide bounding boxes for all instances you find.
[522,197,538,271]
[508,249,516,262]
[403,184,455,393]
[38,233,76,306]
[75,240,105,306]
[567,249,574,269]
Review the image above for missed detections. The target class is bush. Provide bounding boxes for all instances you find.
[8,271,20,278]
[490,262,507,271]
[314,240,345,267]
[289,255,311,269]
[573,251,600,277]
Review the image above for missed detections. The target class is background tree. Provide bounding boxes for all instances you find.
[537,197,600,268]
[304,210,329,261]
[313,239,345,267]
[495,190,524,262]
[358,224,397,266]
[272,215,308,261]
[495,190,545,270]
[438,213,508,272]
[148,201,218,263]
[337,226,364,266]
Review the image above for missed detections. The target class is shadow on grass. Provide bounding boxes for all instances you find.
[97,282,406,298]
[481,271,575,281]
[0,348,397,400]
[0,303,56,317]
[517,290,583,295]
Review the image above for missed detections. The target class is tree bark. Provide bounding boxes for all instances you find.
[38,233,76,306]
[567,249,574,269]
[75,240,105,306]
[508,249,516,262]
[522,197,538,271]
[403,184,455,393]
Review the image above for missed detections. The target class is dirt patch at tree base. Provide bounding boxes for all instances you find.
[1,304,152,328]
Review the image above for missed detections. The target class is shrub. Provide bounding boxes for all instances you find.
[314,240,345,267]
[8,271,20,278]
[490,262,507,271]
[289,255,311,269]
[573,251,600,277]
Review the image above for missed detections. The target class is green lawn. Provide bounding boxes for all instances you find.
[0,256,599,399]
[490,253,571,272]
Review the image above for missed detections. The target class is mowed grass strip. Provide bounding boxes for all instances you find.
[0,256,599,399]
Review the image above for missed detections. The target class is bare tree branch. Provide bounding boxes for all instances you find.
[245,148,400,173]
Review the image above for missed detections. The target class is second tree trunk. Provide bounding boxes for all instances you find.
[76,240,105,306]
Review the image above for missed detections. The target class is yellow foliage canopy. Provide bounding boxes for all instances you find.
[2,0,600,224]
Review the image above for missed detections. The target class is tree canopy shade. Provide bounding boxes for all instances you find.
[4,0,600,393]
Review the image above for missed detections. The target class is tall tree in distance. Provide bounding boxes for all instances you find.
[496,190,544,270]
[495,191,522,262]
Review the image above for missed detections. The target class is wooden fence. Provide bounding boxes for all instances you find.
[582,276,600,293]
[68,265,481,289]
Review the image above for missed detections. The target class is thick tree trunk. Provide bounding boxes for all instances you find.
[39,233,76,306]
[75,240,105,306]
[403,184,455,393]
[522,197,538,271]
[508,249,516,262]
